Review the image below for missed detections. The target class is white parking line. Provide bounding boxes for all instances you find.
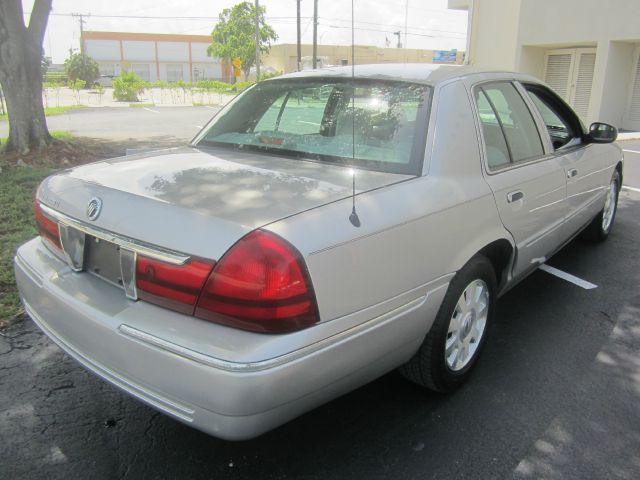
[143,107,160,114]
[538,264,598,290]
[622,185,640,193]
[204,106,218,110]
[623,149,640,154]
[194,125,203,129]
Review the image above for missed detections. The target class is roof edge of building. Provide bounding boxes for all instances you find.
[83,31,212,43]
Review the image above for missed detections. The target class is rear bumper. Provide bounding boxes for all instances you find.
[15,237,448,440]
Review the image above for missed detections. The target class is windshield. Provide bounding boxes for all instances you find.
[194,78,431,175]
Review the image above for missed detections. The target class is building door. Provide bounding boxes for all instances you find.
[623,47,640,131]
[544,48,596,122]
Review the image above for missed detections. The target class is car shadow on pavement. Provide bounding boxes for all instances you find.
[2,192,639,480]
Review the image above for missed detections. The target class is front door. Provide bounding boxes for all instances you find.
[522,83,610,236]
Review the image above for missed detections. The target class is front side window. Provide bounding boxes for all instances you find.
[195,78,431,175]
[523,84,583,150]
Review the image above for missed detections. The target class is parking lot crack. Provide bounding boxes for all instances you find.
[45,382,75,398]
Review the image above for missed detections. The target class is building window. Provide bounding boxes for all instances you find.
[167,64,184,82]
[341,59,349,66]
[99,64,116,76]
[131,63,150,82]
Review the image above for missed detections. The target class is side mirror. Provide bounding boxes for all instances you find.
[587,122,618,144]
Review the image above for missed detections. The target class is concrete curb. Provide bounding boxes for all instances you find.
[618,132,640,141]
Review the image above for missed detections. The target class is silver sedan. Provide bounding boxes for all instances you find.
[15,64,622,440]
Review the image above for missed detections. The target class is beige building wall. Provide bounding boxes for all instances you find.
[262,44,463,74]
[450,0,640,129]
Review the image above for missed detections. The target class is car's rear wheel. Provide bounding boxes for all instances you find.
[582,170,620,242]
[399,255,496,392]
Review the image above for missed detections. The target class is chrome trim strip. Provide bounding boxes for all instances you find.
[120,249,138,300]
[118,293,432,373]
[58,222,86,272]
[39,203,190,265]
[23,300,195,422]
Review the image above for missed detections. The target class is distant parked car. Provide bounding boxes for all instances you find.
[94,74,115,87]
[15,64,623,440]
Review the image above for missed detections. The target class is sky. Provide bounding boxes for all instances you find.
[22,0,468,64]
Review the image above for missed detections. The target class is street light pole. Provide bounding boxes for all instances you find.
[297,0,302,71]
[313,0,318,69]
[404,0,409,49]
[254,0,261,80]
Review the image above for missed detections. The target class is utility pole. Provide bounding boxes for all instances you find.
[0,84,5,117]
[312,0,318,69]
[72,13,88,54]
[394,31,402,48]
[254,0,260,80]
[296,0,302,71]
[404,0,409,48]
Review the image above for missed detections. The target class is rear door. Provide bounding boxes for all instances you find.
[473,81,568,280]
[521,83,610,236]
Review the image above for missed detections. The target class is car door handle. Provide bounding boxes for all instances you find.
[507,191,524,203]
[567,168,578,178]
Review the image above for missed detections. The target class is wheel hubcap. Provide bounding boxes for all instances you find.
[602,178,617,232]
[445,279,489,372]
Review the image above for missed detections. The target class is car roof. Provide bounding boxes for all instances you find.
[271,63,539,87]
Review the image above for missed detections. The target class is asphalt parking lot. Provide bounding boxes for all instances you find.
[0,106,221,146]
[1,131,640,479]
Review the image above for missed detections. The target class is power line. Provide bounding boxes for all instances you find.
[318,17,465,37]
[34,11,464,38]
[321,22,464,39]
[40,12,464,36]
[42,12,313,21]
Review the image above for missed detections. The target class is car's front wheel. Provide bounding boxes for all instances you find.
[399,255,496,392]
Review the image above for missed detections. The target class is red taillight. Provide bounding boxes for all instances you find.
[34,200,62,250]
[136,256,215,315]
[194,230,319,333]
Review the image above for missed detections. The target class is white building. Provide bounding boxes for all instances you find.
[450,0,640,130]
[82,31,232,83]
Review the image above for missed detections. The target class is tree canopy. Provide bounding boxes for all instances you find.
[64,53,100,87]
[207,2,278,80]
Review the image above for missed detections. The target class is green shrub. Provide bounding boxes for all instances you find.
[258,71,282,81]
[43,71,68,85]
[113,71,145,102]
[64,53,100,87]
[233,81,254,92]
[68,79,86,104]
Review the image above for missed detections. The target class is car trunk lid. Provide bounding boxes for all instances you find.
[38,146,410,261]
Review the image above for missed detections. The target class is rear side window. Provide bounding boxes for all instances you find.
[476,90,511,169]
[475,82,545,170]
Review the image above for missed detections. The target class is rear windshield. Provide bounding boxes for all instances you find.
[194,78,431,175]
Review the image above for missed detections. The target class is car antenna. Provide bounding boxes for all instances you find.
[349,0,361,228]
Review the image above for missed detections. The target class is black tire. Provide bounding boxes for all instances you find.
[582,170,620,242]
[399,255,496,393]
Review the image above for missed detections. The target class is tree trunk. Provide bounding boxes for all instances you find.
[0,0,53,154]
[1,49,51,153]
